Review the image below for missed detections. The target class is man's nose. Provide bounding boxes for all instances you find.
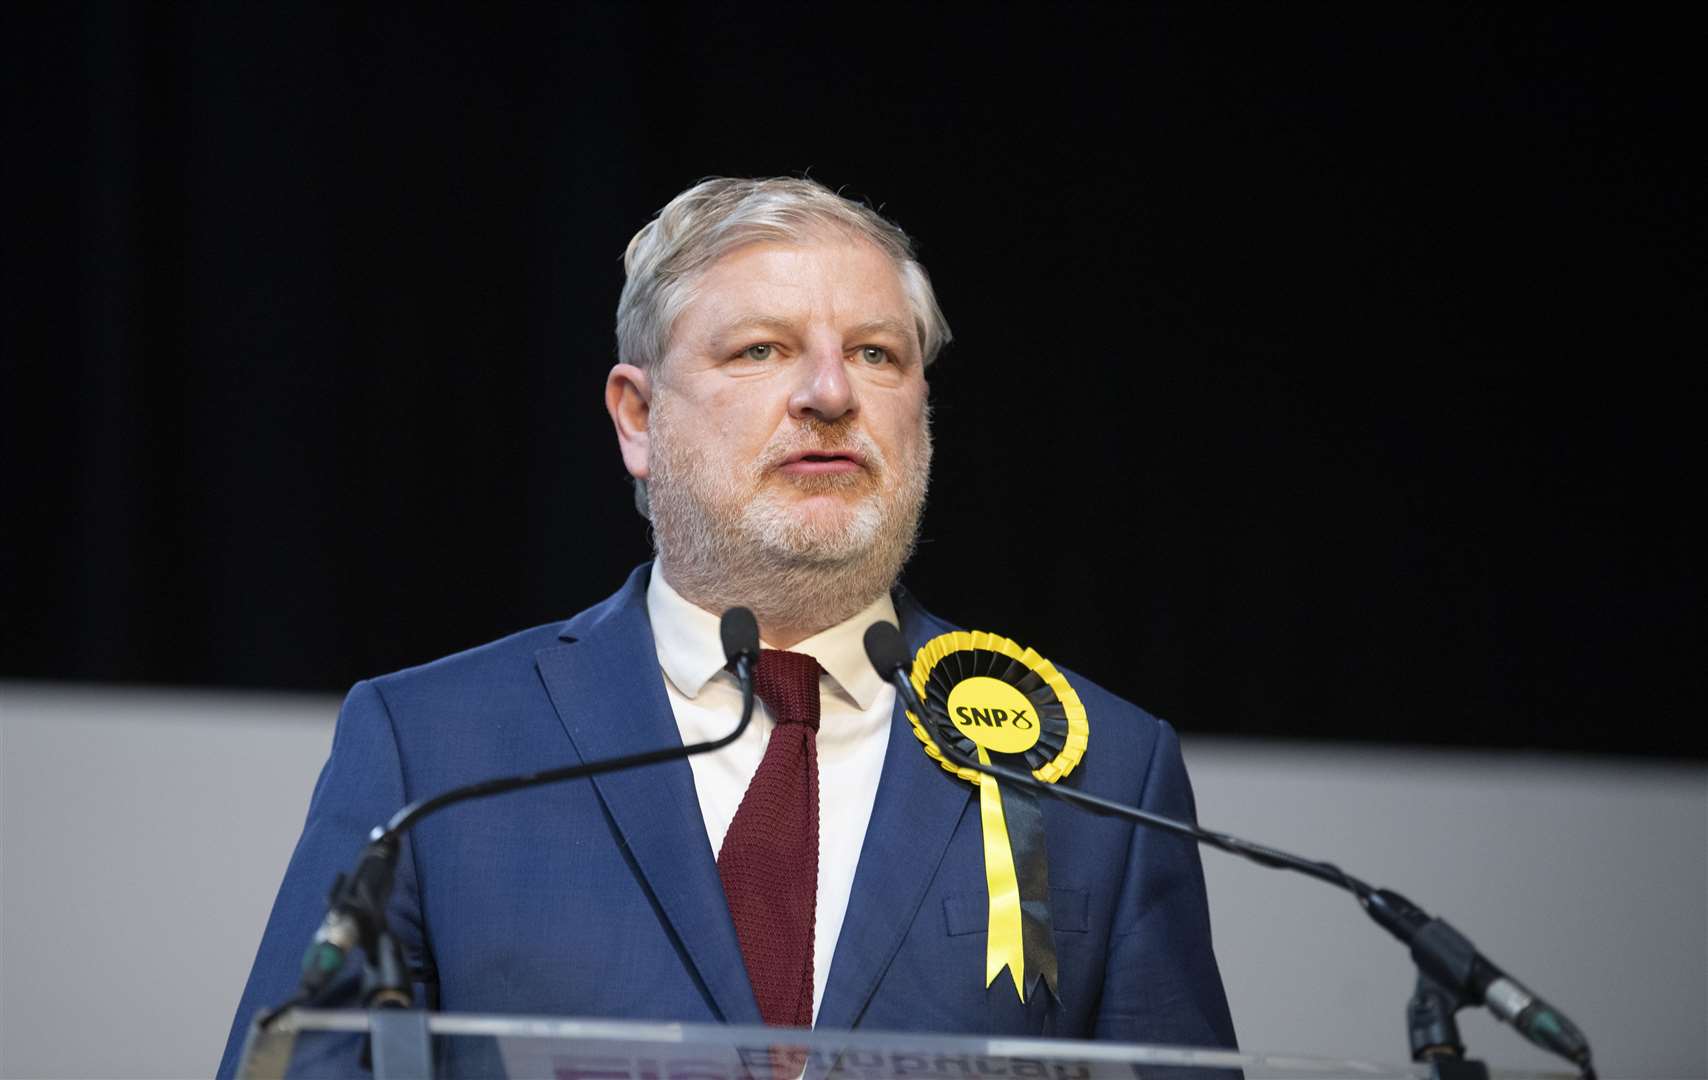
[787,344,856,422]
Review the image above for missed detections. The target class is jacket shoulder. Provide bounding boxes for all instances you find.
[897,588,1178,799]
[898,587,1170,735]
[371,621,563,686]
[364,564,650,715]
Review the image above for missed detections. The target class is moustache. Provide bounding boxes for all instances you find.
[757,423,886,474]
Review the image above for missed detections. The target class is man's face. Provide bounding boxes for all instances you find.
[639,236,932,579]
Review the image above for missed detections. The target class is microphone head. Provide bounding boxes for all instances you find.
[719,606,760,667]
[862,620,909,677]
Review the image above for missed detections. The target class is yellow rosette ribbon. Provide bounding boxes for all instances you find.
[906,630,1088,1002]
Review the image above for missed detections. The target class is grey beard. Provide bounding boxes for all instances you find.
[658,534,918,637]
[646,413,930,637]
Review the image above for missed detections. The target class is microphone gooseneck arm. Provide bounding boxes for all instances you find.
[373,679,754,843]
[861,621,1593,1078]
[266,607,762,1030]
[377,608,764,845]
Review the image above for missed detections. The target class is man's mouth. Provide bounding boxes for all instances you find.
[777,449,867,475]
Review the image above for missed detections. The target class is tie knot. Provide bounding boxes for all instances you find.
[753,649,824,731]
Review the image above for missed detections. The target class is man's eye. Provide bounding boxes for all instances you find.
[858,346,890,365]
[741,344,774,361]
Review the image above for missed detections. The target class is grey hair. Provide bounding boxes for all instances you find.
[615,176,952,371]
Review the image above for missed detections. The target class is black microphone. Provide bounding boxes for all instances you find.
[720,605,760,684]
[265,606,763,1027]
[862,620,1594,1076]
[859,619,913,689]
[296,835,399,999]
[1408,915,1593,1068]
[1366,890,1592,1069]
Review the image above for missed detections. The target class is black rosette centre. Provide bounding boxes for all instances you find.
[920,648,1070,772]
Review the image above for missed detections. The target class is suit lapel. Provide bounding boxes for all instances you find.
[533,568,761,1025]
[816,595,974,1029]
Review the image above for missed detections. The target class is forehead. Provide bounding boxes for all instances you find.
[674,238,915,341]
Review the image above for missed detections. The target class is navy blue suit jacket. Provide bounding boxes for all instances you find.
[219,565,1235,1075]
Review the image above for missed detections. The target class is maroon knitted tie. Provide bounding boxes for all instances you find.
[717,648,823,1028]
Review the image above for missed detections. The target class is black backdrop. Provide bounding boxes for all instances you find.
[5,5,1701,757]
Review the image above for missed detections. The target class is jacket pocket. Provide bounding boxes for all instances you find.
[942,887,1089,936]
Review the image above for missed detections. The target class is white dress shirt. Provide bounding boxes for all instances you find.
[645,565,896,1025]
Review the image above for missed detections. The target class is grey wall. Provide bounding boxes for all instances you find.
[2,683,1702,1079]
[1191,739,1706,1076]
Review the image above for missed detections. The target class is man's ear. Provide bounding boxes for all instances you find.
[605,363,653,481]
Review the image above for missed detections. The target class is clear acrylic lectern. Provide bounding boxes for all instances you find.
[238,1009,1574,1080]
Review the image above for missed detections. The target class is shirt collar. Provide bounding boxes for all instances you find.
[646,563,898,711]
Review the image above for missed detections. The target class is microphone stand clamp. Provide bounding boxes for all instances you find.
[1408,972,1489,1080]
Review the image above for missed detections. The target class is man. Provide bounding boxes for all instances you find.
[219,177,1235,1076]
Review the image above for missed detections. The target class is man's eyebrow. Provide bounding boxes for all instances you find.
[845,317,916,342]
[711,314,800,340]
[707,314,917,345]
